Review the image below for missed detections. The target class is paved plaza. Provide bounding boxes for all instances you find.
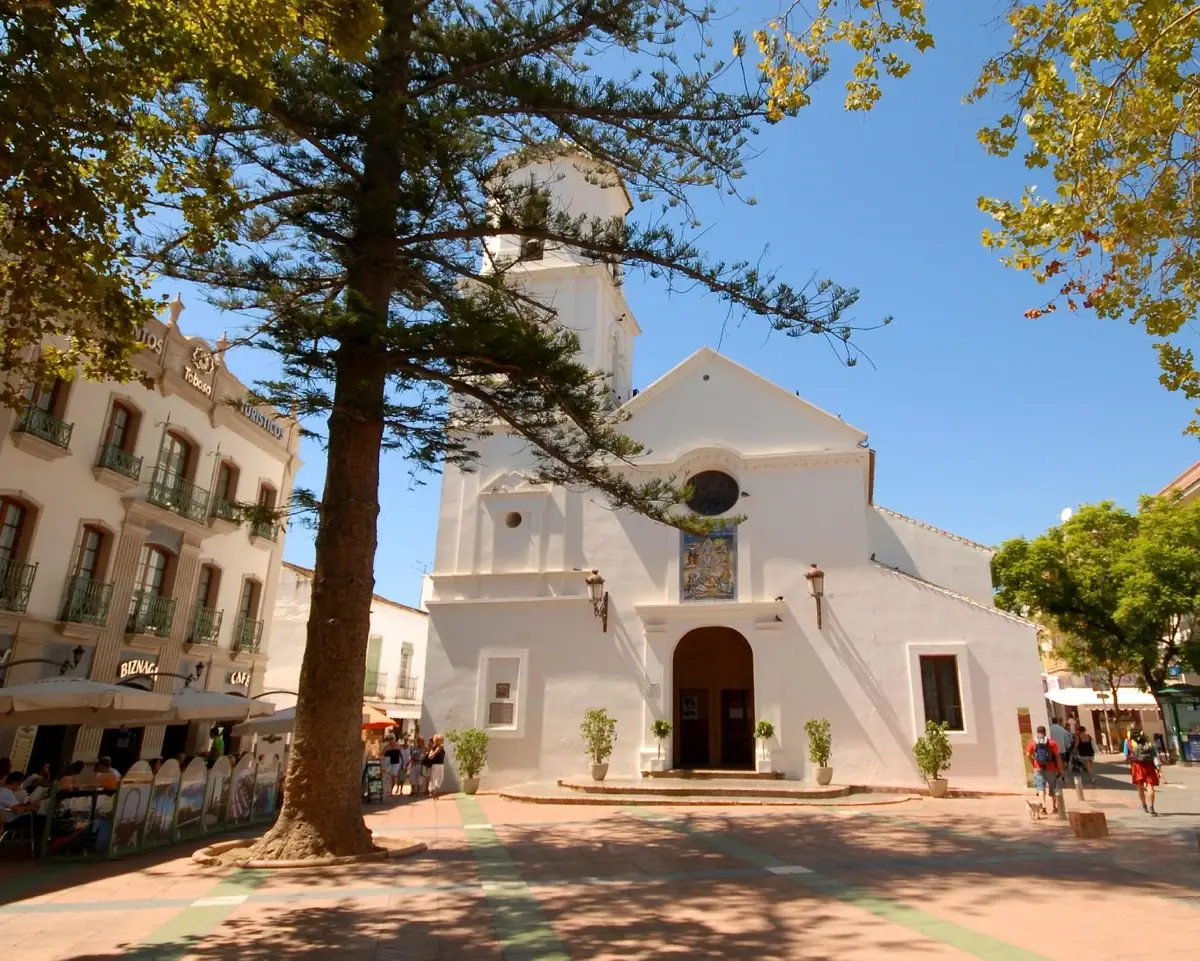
[4,760,1200,961]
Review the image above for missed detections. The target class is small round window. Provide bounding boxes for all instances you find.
[504,511,523,528]
[684,471,740,516]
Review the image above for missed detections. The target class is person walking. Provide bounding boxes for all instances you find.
[421,735,436,795]
[1128,729,1160,816]
[1027,725,1064,815]
[1074,725,1097,784]
[382,736,403,798]
[407,736,425,797]
[426,735,446,800]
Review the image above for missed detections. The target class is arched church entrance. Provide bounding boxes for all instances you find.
[672,627,754,769]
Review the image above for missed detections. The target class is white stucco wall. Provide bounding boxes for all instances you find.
[422,348,1045,792]
[267,563,429,716]
[868,506,997,606]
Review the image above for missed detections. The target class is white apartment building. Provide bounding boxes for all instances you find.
[0,309,299,774]
[267,562,427,728]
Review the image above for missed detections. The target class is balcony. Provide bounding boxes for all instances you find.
[208,498,241,535]
[397,676,419,700]
[60,575,113,627]
[233,614,263,654]
[188,603,223,646]
[364,670,388,700]
[93,443,144,492]
[11,407,73,461]
[249,519,280,545]
[146,468,210,526]
[126,589,177,637]
[0,558,37,614]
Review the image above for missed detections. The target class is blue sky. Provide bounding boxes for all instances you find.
[159,4,1199,607]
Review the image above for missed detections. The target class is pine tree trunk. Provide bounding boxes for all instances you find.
[249,347,388,861]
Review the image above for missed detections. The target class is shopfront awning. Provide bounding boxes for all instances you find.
[231,706,295,737]
[1046,687,1157,708]
[120,690,277,726]
[0,678,172,727]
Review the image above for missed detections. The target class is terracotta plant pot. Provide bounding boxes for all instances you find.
[815,766,833,786]
[590,762,609,782]
[927,777,949,798]
[461,776,480,796]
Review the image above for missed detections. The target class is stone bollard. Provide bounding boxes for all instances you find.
[1074,775,1086,802]
[1056,784,1068,821]
[1069,811,1109,839]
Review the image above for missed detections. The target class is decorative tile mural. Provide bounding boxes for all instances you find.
[681,526,736,601]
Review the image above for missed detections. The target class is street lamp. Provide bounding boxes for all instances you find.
[804,563,825,630]
[585,569,609,633]
[0,644,87,680]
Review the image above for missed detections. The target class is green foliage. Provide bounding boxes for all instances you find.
[804,718,832,767]
[754,719,775,743]
[650,718,672,761]
[992,496,1200,696]
[581,709,617,764]
[912,720,952,781]
[446,728,489,780]
[968,1,1200,433]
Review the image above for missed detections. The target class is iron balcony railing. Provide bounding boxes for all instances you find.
[0,557,37,614]
[397,675,419,700]
[96,443,143,481]
[60,575,113,626]
[127,589,177,636]
[233,614,263,653]
[210,498,240,524]
[189,603,223,646]
[16,406,73,449]
[364,670,388,699]
[147,467,210,525]
[250,519,279,542]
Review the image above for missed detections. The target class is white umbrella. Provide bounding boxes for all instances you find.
[120,690,277,726]
[231,706,295,737]
[0,678,172,727]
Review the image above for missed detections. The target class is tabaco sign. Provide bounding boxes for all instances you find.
[119,657,158,679]
[183,346,215,397]
[227,670,251,687]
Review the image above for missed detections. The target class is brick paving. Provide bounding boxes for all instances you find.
[3,760,1200,959]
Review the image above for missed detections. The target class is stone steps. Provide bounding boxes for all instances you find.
[557,776,850,800]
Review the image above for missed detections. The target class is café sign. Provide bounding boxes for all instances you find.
[119,658,158,679]
[227,670,251,686]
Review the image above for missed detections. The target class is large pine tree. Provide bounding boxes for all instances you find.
[138,0,888,860]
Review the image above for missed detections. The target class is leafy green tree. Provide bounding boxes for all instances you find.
[0,0,378,408]
[134,0,897,860]
[993,498,1200,730]
[969,2,1200,433]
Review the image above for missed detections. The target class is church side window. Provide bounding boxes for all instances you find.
[919,655,964,731]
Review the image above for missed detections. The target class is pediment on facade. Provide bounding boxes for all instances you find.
[621,348,867,458]
[481,470,553,496]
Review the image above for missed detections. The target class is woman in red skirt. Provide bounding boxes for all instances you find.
[1128,730,1159,816]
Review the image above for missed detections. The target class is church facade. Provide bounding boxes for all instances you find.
[420,153,1045,791]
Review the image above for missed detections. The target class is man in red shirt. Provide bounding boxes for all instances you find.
[1027,725,1064,814]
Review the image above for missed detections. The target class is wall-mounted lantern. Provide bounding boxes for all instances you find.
[585,570,609,633]
[804,563,825,630]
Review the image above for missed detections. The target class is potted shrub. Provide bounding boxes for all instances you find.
[913,720,953,797]
[804,718,833,785]
[581,708,617,781]
[753,719,775,773]
[650,719,672,772]
[447,728,489,795]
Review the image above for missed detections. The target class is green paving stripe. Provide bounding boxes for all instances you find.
[456,794,570,961]
[124,870,266,961]
[633,809,1051,961]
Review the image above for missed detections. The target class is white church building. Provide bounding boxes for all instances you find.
[421,151,1045,791]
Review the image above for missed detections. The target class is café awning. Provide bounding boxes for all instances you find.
[0,678,172,727]
[1045,687,1157,708]
[121,690,277,725]
[231,706,295,737]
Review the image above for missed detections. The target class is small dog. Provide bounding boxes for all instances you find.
[1026,798,1046,820]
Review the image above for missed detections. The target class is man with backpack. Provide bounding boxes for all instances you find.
[1027,725,1064,814]
[1127,729,1159,816]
